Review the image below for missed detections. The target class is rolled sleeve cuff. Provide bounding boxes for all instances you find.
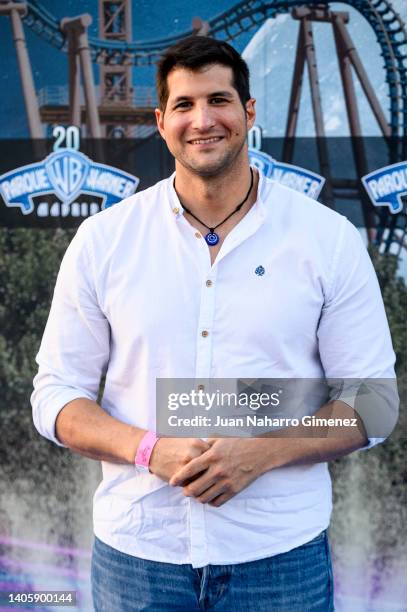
[32,388,96,448]
[358,437,385,451]
[331,379,398,450]
[336,393,386,451]
[334,391,381,451]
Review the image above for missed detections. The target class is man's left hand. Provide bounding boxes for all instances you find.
[169,438,269,507]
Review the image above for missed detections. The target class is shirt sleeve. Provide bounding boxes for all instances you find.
[317,219,399,449]
[31,221,110,446]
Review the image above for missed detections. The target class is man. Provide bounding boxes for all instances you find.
[32,36,397,611]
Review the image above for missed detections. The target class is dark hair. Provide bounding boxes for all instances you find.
[156,36,251,111]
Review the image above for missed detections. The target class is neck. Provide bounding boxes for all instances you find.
[174,158,255,217]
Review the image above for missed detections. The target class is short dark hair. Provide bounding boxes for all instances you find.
[156,36,251,111]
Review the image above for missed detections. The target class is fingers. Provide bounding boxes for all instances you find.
[182,471,219,498]
[173,438,210,466]
[183,438,210,462]
[193,438,211,455]
[208,492,232,507]
[195,483,228,504]
[183,474,234,506]
[170,451,211,486]
[207,438,219,446]
[180,470,207,487]
[194,438,211,450]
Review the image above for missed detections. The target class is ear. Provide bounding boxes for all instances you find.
[155,108,166,140]
[245,98,256,131]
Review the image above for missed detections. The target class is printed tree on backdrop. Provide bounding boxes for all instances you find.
[329,246,407,561]
[365,246,407,471]
[0,228,74,477]
[369,246,407,379]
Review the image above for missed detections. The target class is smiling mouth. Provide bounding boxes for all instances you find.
[188,137,224,145]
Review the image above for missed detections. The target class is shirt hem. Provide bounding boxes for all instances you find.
[93,521,331,569]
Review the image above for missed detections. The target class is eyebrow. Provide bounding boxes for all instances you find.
[171,91,235,104]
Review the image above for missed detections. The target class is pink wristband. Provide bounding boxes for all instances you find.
[135,431,160,472]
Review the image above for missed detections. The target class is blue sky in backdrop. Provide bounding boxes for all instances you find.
[0,0,406,137]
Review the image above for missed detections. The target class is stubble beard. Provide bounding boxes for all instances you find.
[175,132,248,179]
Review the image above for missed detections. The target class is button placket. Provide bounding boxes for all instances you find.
[189,498,208,567]
[188,264,219,568]
[209,200,266,266]
[195,266,217,380]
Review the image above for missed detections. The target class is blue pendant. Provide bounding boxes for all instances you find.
[205,232,219,246]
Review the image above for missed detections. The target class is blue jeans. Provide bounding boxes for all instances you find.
[91,531,334,611]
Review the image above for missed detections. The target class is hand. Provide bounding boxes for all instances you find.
[148,437,210,482]
[169,438,270,507]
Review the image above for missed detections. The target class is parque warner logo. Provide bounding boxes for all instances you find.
[0,149,139,217]
[248,148,325,200]
[362,161,407,214]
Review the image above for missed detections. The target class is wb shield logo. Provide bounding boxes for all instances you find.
[248,149,275,178]
[0,150,139,215]
[248,149,325,200]
[45,150,89,204]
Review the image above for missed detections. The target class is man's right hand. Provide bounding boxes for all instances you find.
[148,438,210,482]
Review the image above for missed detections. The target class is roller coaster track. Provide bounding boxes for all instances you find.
[21,0,407,137]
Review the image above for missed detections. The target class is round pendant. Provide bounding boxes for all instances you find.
[205,232,219,246]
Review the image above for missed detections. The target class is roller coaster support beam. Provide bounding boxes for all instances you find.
[332,12,377,240]
[284,7,335,208]
[61,14,102,138]
[302,16,325,138]
[283,21,305,149]
[332,13,391,139]
[0,2,42,138]
[66,28,81,127]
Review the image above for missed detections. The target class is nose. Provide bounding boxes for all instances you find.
[191,102,216,131]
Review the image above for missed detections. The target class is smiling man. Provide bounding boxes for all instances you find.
[32,36,397,611]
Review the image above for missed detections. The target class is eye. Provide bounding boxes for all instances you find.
[210,97,228,104]
[174,101,191,110]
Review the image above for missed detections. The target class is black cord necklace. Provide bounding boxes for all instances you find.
[175,167,254,246]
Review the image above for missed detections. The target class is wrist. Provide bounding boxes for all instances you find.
[135,431,160,472]
[257,437,290,473]
[147,437,163,474]
[122,426,147,465]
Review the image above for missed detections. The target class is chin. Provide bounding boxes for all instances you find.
[181,154,237,178]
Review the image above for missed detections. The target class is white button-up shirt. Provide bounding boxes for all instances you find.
[31,170,396,568]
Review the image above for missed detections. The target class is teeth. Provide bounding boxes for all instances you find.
[190,137,222,144]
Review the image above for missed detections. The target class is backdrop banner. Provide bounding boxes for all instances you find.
[0,136,405,228]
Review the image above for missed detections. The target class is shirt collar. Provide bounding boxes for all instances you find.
[166,165,269,223]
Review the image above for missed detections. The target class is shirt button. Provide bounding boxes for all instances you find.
[173,207,180,214]
[201,330,209,338]
[197,384,205,391]
[195,232,202,239]
[206,280,213,287]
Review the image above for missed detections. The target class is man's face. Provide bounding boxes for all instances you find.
[155,64,256,177]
